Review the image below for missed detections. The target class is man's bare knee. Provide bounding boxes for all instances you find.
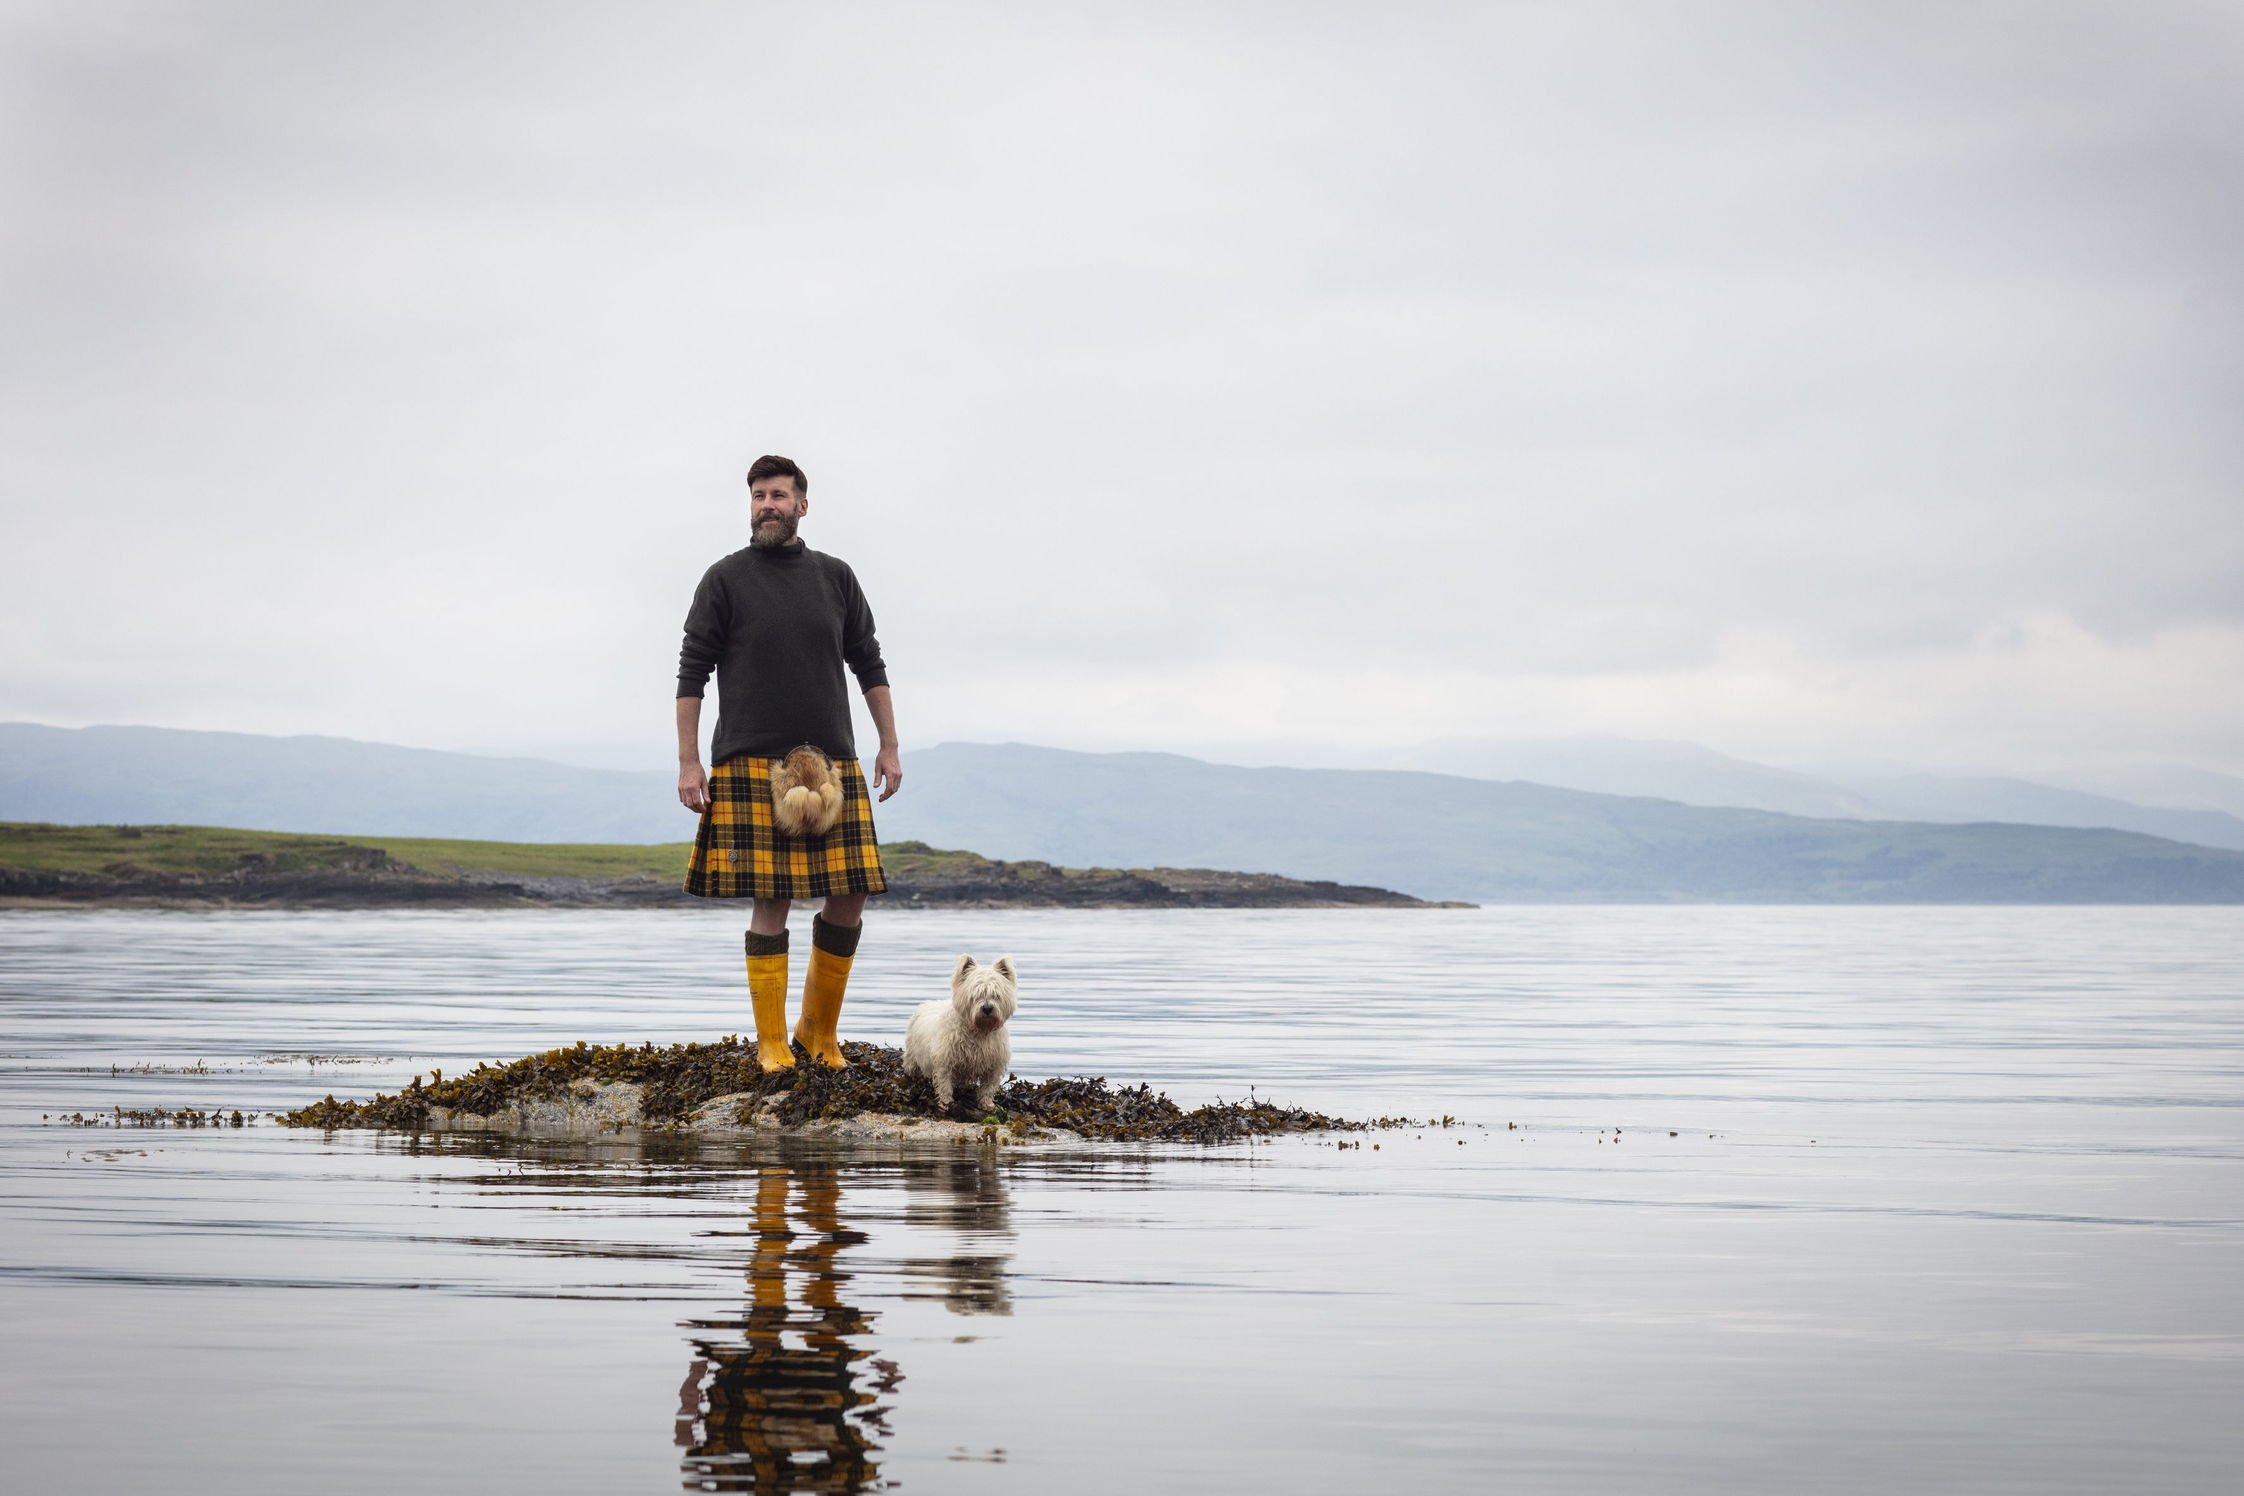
[822,894,866,928]
[748,898,791,936]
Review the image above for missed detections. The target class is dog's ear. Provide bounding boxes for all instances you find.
[952,954,977,986]
[993,956,1016,982]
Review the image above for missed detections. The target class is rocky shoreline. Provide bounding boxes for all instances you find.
[0,837,1467,909]
[311,1073,1085,1147]
[279,1037,1386,1145]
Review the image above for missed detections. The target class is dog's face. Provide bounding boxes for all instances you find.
[951,955,1017,1034]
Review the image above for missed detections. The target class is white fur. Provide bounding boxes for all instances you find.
[769,745,844,837]
[902,955,1018,1114]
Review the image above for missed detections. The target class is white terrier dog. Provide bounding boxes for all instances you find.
[903,955,1017,1114]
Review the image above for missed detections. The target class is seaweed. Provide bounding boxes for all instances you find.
[277,1037,1385,1143]
[53,1106,256,1128]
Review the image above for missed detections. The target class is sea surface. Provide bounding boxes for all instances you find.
[2,905,2240,1494]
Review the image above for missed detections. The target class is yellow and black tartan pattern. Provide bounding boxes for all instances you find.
[685,756,888,900]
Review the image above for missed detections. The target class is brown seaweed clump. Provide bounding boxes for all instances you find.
[278,1037,1379,1143]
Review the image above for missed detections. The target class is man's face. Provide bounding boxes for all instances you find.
[749,477,805,548]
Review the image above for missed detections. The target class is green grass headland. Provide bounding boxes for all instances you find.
[0,821,998,882]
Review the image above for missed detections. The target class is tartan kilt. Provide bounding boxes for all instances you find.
[685,755,888,900]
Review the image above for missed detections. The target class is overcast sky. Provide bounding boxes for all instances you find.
[4,1,2240,775]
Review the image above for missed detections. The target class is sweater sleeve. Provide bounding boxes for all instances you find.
[676,568,726,699]
[837,563,889,691]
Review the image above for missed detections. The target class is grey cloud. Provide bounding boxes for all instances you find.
[2,1,2239,772]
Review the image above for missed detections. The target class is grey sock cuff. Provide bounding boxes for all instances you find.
[810,914,862,959]
[745,929,790,958]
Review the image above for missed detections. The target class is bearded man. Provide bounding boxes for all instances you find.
[675,454,901,1071]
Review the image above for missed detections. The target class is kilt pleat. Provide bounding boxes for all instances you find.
[685,756,887,900]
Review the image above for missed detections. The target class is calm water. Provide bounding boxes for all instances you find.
[2,905,2240,1494]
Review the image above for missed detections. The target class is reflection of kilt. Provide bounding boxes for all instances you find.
[685,756,888,900]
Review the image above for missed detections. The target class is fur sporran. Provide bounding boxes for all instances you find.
[768,744,845,837]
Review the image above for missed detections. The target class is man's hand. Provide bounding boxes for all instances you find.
[674,698,709,813]
[862,686,902,802]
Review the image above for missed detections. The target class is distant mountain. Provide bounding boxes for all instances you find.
[9,724,2243,902]
[2038,763,2244,822]
[1825,773,2244,852]
[0,722,683,843]
[1386,735,2244,851]
[873,743,2244,903]
[1395,736,1882,819]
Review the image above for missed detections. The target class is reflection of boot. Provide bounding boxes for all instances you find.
[794,915,861,1069]
[749,1168,791,1313]
[746,930,794,1072]
[686,1165,885,1493]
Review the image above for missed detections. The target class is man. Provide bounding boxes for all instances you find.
[676,454,901,1072]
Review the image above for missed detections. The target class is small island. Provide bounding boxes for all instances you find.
[280,1036,1394,1145]
[0,822,1470,909]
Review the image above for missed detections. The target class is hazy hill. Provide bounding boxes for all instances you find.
[0,722,683,843]
[8,724,2243,902]
[1390,735,2244,850]
[1397,736,1882,819]
[1826,772,2244,851]
[2039,763,2244,822]
[875,743,2244,903]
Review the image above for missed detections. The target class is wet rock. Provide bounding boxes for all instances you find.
[403,1078,1079,1145]
[421,1078,648,1136]
[681,1090,1079,1145]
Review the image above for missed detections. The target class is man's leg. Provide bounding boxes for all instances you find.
[745,896,794,1071]
[794,894,865,1068]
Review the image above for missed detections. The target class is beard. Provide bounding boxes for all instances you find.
[749,512,799,548]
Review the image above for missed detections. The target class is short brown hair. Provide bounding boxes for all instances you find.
[746,454,806,497]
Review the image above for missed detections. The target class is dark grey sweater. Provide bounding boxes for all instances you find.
[676,541,889,765]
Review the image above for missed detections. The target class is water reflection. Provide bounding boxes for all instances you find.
[8,910,2242,1496]
[674,1154,1015,1493]
[900,1155,1013,1319]
[677,1164,887,1492]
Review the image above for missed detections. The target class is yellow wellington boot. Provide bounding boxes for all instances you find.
[793,914,862,1068]
[745,930,794,1072]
